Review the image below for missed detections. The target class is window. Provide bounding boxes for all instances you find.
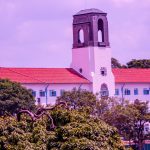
[115,89,119,95]
[39,90,45,97]
[134,88,138,95]
[60,89,65,96]
[32,90,36,97]
[143,88,149,95]
[98,19,104,42]
[124,89,131,95]
[50,90,57,97]
[100,67,107,76]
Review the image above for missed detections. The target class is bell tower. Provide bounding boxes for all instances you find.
[73,9,109,48]
[71,8,115,97]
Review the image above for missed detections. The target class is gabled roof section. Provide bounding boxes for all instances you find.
[0,67,90,84]
[75,8,106,16]
[113,68,150,83]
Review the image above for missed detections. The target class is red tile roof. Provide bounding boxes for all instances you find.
[112,68,150,83]
[0,68,150,84]
[0,68,90,84]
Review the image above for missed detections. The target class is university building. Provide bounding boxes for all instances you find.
[0,9,150,105]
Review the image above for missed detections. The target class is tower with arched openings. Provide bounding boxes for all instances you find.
[71,8,115,97]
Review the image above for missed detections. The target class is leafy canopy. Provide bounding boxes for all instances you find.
[0,79,35,116]
[0,108,125,150]
[100,99,150,150]
[57,88,97,114]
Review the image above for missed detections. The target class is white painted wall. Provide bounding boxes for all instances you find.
[22,83,91,105]
[115,83,150,102]
[71,47,94,82]
[21,82,150,106]
[71,46,115,97]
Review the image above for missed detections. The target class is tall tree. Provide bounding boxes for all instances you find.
[0,79,35,116]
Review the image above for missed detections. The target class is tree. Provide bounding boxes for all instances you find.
[0,107,125,150]
[57,88,97,114]
[111,57,123,68]
[100,99,150,150]
[0,79,35,116]
[126,59,150,68]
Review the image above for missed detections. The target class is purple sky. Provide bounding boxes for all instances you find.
[0,0,150,68]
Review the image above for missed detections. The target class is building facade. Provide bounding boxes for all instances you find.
[0,8,150,105]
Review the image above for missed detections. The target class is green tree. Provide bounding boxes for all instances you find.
[127,59,150,68]
[57,88,97,114]
[111,57,123,68]
[0,108,125,150]
[0,79,35,116]
[100,99,150,150]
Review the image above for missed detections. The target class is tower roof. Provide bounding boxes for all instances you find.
[75,8,106,16]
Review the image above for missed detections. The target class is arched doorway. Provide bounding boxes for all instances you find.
[100,84,109,98]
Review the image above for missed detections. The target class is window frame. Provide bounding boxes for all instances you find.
[32,90,36,97]
[115,89,119,96]
[143,88,149,95]
[124,89,131,95]
[134,88,138,95]
[50,90,57,97]
[39,90,45,97]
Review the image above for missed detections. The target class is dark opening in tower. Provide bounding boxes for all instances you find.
[98,19,104,43]
[78,29,84,44]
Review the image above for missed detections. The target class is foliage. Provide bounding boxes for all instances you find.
[0,108,125,150]
[111,58,150,68]
[127,59,150,68]
[0,79,35,116]
[111,57,122,68]
[57,88,97,114]
[100,99,150,150]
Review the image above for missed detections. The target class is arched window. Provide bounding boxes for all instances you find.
[98,19,104,42]
[98,30,102,42]
[78,29,84,43]
[100,84,109,98]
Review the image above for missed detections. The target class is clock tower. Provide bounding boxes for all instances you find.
[71,8,115,97]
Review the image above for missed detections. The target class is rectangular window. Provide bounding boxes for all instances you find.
[124,89,131,95]
[115,89,119,95]
[60,89,65,96]
[50,90,57,97]
[32,91,36,97]
[134,88,138,95]
[39,90,45,97]
[143,88,149,95]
